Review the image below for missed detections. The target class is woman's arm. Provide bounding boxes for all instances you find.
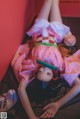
[40,77,80,118]
[18,79,39,119]
[56,77,80,107]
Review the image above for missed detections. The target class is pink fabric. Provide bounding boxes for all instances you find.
[61,50,80,86]
[27,18,70,43]
[11,42,63,82]
[11,42,80,87]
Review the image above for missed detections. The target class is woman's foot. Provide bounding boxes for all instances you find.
[0,89,18,112]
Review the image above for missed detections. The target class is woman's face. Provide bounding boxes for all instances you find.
[37,67,53,82]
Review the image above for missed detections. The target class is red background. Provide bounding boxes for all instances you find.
[0,0,80,81]
[60,0,80,17]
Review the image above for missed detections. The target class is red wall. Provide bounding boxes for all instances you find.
[0,0,36,81]
[25,0,36,30]
[60,2,80,17]
[35,0,80,17]
[0,0,80,81]
[0,0,37,81]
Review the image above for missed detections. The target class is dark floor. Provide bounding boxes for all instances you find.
[1,17,80,119]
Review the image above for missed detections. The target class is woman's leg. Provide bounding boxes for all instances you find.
[37,0,52,20]
[50,0,62,23]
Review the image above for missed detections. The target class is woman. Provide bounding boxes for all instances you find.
[11,0,80,119]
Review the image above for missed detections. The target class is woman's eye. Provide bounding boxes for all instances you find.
[38,70,42,73]
[47,72,51,76]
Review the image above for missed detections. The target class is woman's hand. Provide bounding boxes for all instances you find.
[30,116,40,119]
[40,102,60,118]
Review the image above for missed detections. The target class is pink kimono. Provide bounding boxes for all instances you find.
[11,43,63,81]
[11,18,80,87]
[11,42,80,87]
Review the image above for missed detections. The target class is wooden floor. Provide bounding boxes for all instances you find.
[1,17,80,119]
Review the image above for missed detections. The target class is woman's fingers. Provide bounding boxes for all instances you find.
[43,104,49,110]
[40,109,55,118]
[40,110,49,118]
